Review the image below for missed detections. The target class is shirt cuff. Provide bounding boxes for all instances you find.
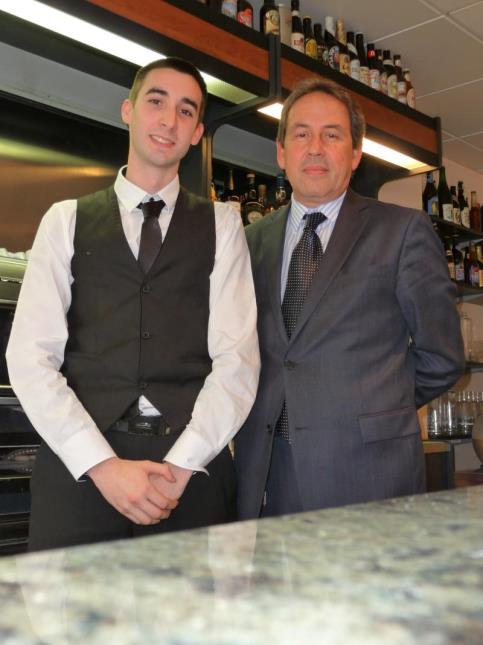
[56,430,117,481]
[163,428,216,475]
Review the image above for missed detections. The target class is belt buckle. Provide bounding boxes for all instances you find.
[128,416,162,435]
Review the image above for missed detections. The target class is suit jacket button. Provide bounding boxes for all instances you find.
[139,381,148,390]
[142,284,151,293]
[284,360,295,370]
[141,331,151,339]
[266,424,273,433]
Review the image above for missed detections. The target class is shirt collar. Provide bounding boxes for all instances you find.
[114,166,180,215]
[290,191,347,228]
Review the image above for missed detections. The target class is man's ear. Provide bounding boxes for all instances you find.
[191,121,204,146]
[276,139,286,171]
[121,99,132,127]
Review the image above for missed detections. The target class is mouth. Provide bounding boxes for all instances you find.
[303,165,329,175]
[150,134,175,147]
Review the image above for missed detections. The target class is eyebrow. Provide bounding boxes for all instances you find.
[145,87,199,113]
[290,122,344,130]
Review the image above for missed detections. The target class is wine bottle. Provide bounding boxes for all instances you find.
[303,16,317,59]
[324,16,339,71]
[437,166,453,222]
[458,181,470,228]
[383,50,397,99]
[290,0,304,53]
[243,172,264,225]
[393,54,407,104]
[346,32,360,81]
[470,191,481,232]
[453,242,465,283]
[476,244,483,288]
[336,18,350,75]
[376,49,387,95]
[314,23,329,65]
[222,168,242,214]
[274,173,289,207]
[422,171,437,215]
[237,0,253,27]
[355,33,370,86]
[366,44,380,91]
[260,0,279,35]
[444,240,456,281]
[403,69,416,108]
[450,185,461,225]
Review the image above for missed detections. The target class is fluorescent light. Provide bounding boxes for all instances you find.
[362,138,426,170]
[258,101,427,170]
[0,0,255,104]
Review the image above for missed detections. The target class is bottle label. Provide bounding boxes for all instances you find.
[369,69,380,91]
[263,10,280,34]
[291,34,304,52]
[246,209,264,224]
[359,66,370,86]
[305,39,318,59]
[455,262,465,282]
[221,0,237,19]
[227,199,241,213]
[462,207,470,228]
[379,73,387,95]
[447,260,456,281]
[427,196,438,215]
[339,52,350,75]
[328,45,339,70]
[471,266,479,287]
[406,88,416,109]
[237,8,253,27]
[452,207,461,225]
[479,268,483,288]
[442,203,453,222]
[387,74,397,98]
[350,59,360,81]
[397,81,407,103]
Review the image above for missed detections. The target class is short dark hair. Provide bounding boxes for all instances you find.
[129,57,207,122]
[277,77,366,149]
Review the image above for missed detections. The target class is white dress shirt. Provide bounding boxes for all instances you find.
[6,169,260,479]
[281,192,346,298]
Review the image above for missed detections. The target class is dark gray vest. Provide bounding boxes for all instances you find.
[61,185,216,432]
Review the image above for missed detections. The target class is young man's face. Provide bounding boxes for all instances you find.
[121,67,204,186]
[277,91,362,208]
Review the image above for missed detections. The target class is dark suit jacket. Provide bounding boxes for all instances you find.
[235,189,465,519]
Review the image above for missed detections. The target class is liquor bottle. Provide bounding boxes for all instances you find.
[259,0,279,35]
[346,32,360,81]
[303,16,317,59]
[468,245,480,287]
[314,23,329,65]
[470,191,481,232]
[450,185,461,225]
[274,173,289,207]
[422,171,438,215]
[444,240,456,281]
[403,69,416,108]
[366,44,380,91]
[243,172,264,225]
[476,244,483,288]
[383,50,397,99]
[222,168,242,214]
[258,184,270,213]
[376,49,387,95]
[336,18,350,76]
[324,16,339,71]
[458,181,470,228]
[221,0,237,19]
[237,0,253,27]
[290,0,304,53]
[355,33,370,86]
[393,54,407,104]
[453,242,465,283]
[437,166,453,222]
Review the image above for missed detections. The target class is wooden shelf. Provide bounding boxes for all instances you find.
[431,216,483,244]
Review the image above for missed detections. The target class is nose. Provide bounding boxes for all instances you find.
[159,102,176,130]
[307,135,325,156]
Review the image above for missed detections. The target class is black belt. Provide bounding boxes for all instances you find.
[110,403,174,437]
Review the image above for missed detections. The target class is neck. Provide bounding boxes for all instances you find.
[125,157,178,194]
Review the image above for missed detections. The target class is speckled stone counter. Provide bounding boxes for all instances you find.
[1,486,483,644]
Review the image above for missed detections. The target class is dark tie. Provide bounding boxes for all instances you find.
[138,198,164,274]
[277,211,327,441]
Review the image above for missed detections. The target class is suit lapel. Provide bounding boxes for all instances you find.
[289,190,371,344]
[261,205,290,342]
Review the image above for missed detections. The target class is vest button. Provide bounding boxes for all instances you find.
[284,360,296,370]
[139,381,148,390]
[141,331,151,340]
[142,284,151,293]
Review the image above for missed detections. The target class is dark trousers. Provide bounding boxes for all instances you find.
[261,434,303,518]
[28,429,236,551]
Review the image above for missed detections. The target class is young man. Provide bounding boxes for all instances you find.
[7,58,260,550]
[235,77,464,519]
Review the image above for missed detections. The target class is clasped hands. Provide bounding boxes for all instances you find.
[87,457,193,525]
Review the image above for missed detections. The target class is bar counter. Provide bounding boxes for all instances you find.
[1,486,483,644]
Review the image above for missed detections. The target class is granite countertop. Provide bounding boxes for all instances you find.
[1,486,483,644]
